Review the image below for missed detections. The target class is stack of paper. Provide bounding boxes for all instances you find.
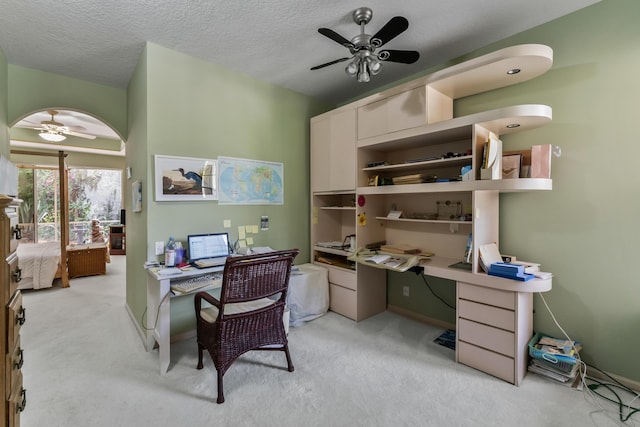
[391,174,437,184]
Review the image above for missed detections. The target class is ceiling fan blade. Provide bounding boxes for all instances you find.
[63,130,97,140]
[310,57,351,71]
[318,28,354,48]
[371,16,409,47]
[378,49,420,64]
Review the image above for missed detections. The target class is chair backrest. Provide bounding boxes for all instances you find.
[218,249,299,305]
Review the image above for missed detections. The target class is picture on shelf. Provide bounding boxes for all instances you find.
[502,153,522,179]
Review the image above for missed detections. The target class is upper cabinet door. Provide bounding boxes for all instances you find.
[311,108,356,193]
[357,87,428,140]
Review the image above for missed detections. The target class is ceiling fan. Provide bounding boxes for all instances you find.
[311,7,420,83]
[18,109,97,142]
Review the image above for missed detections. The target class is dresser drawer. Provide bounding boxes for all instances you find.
[458,282,515,310]
[458,299,515,331]
[329,283,357,320]
[327,266,356,291]
[8,253,20,299]
[458,318,515,357]
[7,291,25,349]
[6,336,23,398]
[7,370,25,427]
[458,341,515,384]
[9,209,20,254]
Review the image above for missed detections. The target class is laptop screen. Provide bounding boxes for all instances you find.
[187,233,230,262]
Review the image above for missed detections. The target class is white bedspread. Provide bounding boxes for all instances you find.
[17,242,61,289]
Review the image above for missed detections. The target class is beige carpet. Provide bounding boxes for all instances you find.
[19,256,626,426]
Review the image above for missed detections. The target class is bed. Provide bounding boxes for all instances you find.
[16,242,63,290]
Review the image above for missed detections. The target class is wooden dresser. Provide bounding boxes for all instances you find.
[1,195,26,426]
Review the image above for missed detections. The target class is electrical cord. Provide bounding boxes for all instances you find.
[537,292,640,425]
[417,272,455,310]
[141,291,172,331]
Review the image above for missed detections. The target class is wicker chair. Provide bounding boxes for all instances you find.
[194,249,299,403]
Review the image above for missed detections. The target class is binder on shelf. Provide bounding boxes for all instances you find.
[480,132,502,180]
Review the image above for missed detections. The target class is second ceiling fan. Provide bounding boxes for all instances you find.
[311,7,420,82]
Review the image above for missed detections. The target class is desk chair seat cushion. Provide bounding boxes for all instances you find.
[199,297,276,323]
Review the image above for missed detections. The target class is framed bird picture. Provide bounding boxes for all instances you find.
[154,154,217,201]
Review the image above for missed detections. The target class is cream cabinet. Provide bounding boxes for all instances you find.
[456,282,533,385]
[310,43,556,382]
[310,107,356,193]
[1,195,26,426]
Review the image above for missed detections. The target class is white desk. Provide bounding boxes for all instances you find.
[146,266,223,375]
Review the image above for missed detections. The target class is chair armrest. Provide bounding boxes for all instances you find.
[194,291,221,320]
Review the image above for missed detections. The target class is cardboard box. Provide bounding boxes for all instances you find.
[531,144,552,178]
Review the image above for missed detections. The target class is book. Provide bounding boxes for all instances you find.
[380,243,421,254]
[478,242,501,272]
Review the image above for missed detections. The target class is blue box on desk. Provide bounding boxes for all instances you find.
[488,262,534,281]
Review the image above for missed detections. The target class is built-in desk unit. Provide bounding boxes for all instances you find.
[310,44,554,385]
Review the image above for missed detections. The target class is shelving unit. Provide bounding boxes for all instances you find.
[109,225,126,255]
[310,44,556,385]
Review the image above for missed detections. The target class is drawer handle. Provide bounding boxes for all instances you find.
[16,307,26,326]
[17,388,26,413]
[15,348,24,370]
[12,225,22,240]
[13,267,22,283]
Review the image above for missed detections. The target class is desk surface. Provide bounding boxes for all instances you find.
[418,256,552,293]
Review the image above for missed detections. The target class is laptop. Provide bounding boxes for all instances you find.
[187,232,230,269]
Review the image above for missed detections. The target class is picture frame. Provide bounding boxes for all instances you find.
[131,180,142,212]
[154,155,217,201]
[502,153,522,179]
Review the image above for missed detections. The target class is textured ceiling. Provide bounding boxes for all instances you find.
[2,1,600,147]
[0,0,600,106]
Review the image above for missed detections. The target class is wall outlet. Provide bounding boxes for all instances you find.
[155,241,164,256]
[403,286,410,297]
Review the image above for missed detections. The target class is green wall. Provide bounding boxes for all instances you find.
[125,43,327,336]
[387,0,640,381]
[2,0,637,383]
[7,65,127,138]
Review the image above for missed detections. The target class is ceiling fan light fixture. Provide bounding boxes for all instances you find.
[39,130,66,142]
[345,59,359,77]
[357,61,370,83]
[368,57,382,75]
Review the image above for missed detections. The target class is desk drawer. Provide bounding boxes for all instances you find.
[458,282,515,310]
[458,299,515,332]
[458,341,515,384]
[329,283,356,320]
[327,267,356,291]
[458,318,514,357]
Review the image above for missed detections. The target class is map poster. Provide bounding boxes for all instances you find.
[217,156,284,205]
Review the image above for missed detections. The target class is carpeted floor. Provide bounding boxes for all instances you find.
[19,256,626,426]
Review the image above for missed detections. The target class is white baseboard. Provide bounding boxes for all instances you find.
[125,303,149,349]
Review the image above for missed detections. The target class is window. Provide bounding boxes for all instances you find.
[18,167,122,244]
